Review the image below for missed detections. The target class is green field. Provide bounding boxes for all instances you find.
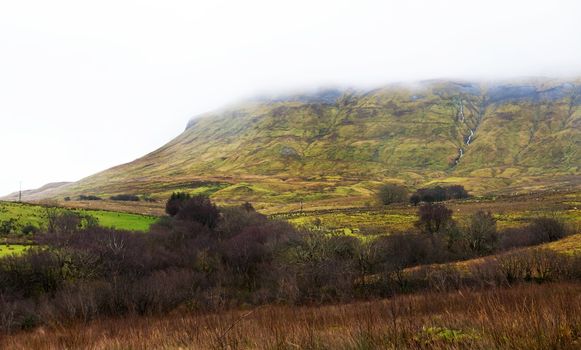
[82,209,157,231]
[0,244,29,257]
[0,201,157,232]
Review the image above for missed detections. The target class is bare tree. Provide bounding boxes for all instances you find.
[377,184,408,205]
[41,200,60,233]
[466,210,497,255]
[415,203,453,234]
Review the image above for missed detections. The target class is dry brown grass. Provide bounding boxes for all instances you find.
[1,282,579,350]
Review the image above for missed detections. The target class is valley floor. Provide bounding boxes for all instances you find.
[1,190,579,349]
[1,282,578,350]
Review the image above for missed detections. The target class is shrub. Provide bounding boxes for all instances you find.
[446,185,470,200]
[496,249,568,284]
[377,184,408,205]
[410,185,469,204]
[216,206,267,240]
[175,196,220,230]
[53,211,84,234]
[497,252,532,284]
[441,223,470,258]
[529,217,567,242]
[0,250,68,298]
[165,192,191,216]
[79,195,102,201]
[110,194,140,201]
[221,225,272,290]
[415,203,453,234]
[142,194,157,203]
[282,233,359,302]
[410,194,421,206]
[21,224,39,235]
[498,217,567,251]
[466,210,498,255]
[499,227,540,250]
[0,219,18,235]
[371,233,435,289]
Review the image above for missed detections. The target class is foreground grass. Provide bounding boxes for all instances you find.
[2,283,578,350]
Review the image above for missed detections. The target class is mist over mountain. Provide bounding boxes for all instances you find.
[7,78,580,209]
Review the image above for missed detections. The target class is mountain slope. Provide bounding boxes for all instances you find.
[11,79,581,210]
[3,182,72,201]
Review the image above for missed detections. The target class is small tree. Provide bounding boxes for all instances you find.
[175,195,220,230]
[446,185,469,199]
[415,203,453,235]
[0,219,18,235]
[466,210,497,255]
[377,184,408,205]
[165,192,191,216]
[41,201,60,233]
[410,193,421,206]
[53,211,83,234]
[21,224,39,235]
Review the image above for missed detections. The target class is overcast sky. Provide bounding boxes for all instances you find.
[1,0,580,196]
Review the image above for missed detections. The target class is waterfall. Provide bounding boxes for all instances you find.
[466,129,474,145]
[454,148,464,165]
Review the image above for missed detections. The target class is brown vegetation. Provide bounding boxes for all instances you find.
[0,194,578,349]
[1,282,578,349]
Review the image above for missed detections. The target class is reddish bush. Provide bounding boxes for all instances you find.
[175,196,220,229]
[415,203,453,234]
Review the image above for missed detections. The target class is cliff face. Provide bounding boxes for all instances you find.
[15,79,581,206]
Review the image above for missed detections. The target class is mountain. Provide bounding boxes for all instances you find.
[3,182,72,201]
[7,78,580,211]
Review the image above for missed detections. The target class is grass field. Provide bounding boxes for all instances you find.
[273,190,581,237]
[82,209,157,231]
[0,201,157,232]
[0,244,29,257]
[2,282,578,349]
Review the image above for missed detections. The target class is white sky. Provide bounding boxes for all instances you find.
[1,0,580,196]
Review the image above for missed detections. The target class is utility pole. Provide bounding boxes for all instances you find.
[18,181,22,202]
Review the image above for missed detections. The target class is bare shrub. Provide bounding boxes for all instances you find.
[466,210,498,255]
[497,252,532,284]
[529,217,567,242]
[377,184,408,205]
[415,203,453,234]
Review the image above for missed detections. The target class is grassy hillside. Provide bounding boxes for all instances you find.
[9,79,580,210]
